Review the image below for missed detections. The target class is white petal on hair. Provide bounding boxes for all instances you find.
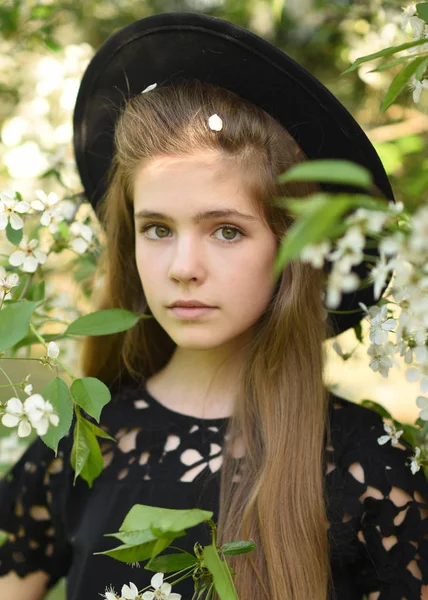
[208,114,223,131]
[141,83,157,94]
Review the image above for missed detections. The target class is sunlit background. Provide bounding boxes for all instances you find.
[1,1,427,598]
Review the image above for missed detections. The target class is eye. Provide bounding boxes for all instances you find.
[213,225,244,243]
[139,224,171,239]
[138,223,245,243]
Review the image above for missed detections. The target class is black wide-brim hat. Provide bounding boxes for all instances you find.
[73,11,395,339]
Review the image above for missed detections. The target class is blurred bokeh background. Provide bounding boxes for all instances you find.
[0,1,427,598]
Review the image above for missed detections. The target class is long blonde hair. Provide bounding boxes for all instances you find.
[80,79,336,600]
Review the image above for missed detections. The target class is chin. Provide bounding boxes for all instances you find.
[166,330,236,351]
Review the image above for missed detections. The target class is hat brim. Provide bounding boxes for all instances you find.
[73,11,395,337]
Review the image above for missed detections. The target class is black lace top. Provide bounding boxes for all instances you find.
[1,378,428,600]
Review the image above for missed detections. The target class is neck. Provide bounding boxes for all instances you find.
[148,334,252,419]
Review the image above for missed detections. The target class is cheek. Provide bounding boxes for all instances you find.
[227,244,278,309]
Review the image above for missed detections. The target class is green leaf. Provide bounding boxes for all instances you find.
[278,160,373,190]
[65,309,142,336]
[381,56,428,111]
[94,536,176,563]
[70,416,103,487]
[0,300,42,352]
[272,194,352,277]
[220,540,256,555]
[84,420,116,443]
[145,550,198,572]
[399,423,418,448]
[353,322,363,344]
[367,53,428,73]
[416,2,428,22]
[203,544,239,600]
[119,505,213,534]
[70,377,111,423]
[40,376,74,453]
[343,38,428,73]
[27,279,45,302]
[0,530,9,547]
[5,222,23,245]
[360,399,393,420]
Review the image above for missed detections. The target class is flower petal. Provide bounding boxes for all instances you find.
[9,213,24,230]
[8,250,26,267]
[18,419,32,437]
[22,256,39,272]
[151,573,164,589]
[1,414,20,428]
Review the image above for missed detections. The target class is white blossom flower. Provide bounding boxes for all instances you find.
[8,234,47,272]
[208,114,222,131]
[416,396,428,420]
[408,446,422,474]
[345,207,389,234]
[23,394,59,436]
[101,584,120,600]
[300,239,332,268]
[367,304,396,345]
[379,231,405,257]
[47,341,60,362]
[1,394,58,438]
[0,266,20,300]
[324,264,360,309]
[327,226,366,274]
[24,383,33,395]
[405,365,428,393]
[377,420,404,446]
[30,189,65,231]
[408,76,428,103]
[400,4,417,32]
[142,573,181,600]
[141,83,157,93]
[0,192,30,230]
[69,221,95,254]
[368,251,395,300]
[121,582,141,599]
[408,16,428,51]
[367,342,395,378]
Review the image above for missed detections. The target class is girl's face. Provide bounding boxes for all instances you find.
[133,151,279,351]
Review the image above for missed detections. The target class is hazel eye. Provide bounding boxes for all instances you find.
[214,226,243,242]
[140,224,171,239]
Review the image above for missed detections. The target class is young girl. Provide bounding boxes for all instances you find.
[1,12,428,600]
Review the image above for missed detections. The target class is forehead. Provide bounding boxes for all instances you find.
[133,151,260,217]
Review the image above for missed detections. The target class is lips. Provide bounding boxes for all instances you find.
[168,301,214,308]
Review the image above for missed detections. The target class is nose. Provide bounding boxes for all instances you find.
[168,234,205,284]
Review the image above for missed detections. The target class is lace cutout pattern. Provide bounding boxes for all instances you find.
[326,396,428,598]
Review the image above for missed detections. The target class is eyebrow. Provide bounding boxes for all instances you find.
[133,209,257,223]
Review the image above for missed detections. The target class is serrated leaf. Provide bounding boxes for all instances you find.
[119,505,213,534]
[5,222,23,245]
[278,160,373,189]
[381,56,428,112]
[84,420,116,442]
[65,308,141,336]
[220,540,256,555]
[70,377,111,423]
[145,550,198,572]
[343,37,428,73]
[203,544,239,600]
[71,416,103,487]
[94,536,174,563]
[40,376,73,453]
[0,300,42,352]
